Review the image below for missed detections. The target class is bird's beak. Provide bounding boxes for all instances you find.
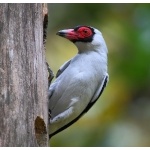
[56,29,78,41]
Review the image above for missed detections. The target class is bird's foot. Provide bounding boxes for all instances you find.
[46,62,54,87]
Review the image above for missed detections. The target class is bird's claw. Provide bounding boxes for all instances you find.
[46,62,54,87]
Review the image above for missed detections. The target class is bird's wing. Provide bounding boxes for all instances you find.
[56,60,71,78]
[49,74,109,138]
[82,73,109,114]
[48,60,71,99]
[48,59,72,107]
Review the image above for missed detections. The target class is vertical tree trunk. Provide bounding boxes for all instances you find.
[0,4,49,146]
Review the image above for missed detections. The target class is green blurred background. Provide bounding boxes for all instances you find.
[46,3,150,147]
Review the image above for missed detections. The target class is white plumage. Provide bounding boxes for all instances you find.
[48,26,109,138]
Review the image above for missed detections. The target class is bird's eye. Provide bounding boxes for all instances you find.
[82,29,90,36]
[82,28,92,37]
[77,27,93,38]
[83,30,88,34]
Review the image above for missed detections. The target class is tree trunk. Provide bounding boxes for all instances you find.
[0,4,49,146]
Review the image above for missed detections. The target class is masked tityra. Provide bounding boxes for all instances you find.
[49,25,109,138]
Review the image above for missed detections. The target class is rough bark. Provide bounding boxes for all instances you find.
[0,4,49,146]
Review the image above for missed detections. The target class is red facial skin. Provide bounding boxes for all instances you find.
[66,27,93,40]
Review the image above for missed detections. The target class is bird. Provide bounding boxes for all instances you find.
[48,25,109,138]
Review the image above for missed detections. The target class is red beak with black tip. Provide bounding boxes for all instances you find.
[56,29,78,41]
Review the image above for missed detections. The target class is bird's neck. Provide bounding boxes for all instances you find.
[75,42,108,68]
[76,42,108,55]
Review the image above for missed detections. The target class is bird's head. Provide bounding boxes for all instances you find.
[56,25,107,53]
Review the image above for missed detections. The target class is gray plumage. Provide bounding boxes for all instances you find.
[49,26,109,138]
